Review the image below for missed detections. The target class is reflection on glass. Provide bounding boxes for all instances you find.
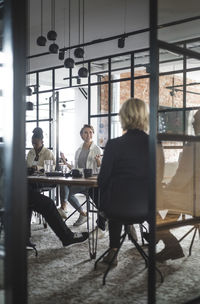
[38,121,50,148]
[111,80,131,113]
[0,140,5,302]
[90,59,108,84]
[186,70,200,108]
[26,122,37,148]
[158,111,184,134]
[39,70,52,91]
[156,140,200,301]
[111,55,131,79]
[38,92,52,120]
[90,84,108,115]
[158,109,200,135]
[26,94,37,121]
[134,78,149,103]
[55,67,69,89]
[90,117,108,148]
[111,115,122,139]
[159,74,183,108]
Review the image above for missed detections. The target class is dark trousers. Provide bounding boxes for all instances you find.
[28,188,73,244]
[108,219,123,248]
[89,187,107,231]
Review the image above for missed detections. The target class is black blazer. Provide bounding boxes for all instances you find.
[98,129,149,219]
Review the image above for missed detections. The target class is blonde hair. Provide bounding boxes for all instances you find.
[119,98,149,132]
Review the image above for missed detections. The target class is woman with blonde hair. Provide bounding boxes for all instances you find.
[98,98,149,265]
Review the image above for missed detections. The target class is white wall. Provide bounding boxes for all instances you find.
[59,87,88,163]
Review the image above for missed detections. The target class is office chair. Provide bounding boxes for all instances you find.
[94,216,163,285]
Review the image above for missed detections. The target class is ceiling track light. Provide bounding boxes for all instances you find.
[26,101,34,111]
[146,64,150,74]
[118,36,125,48]
[58,50,65,60]
[26,86,32,96]
[76,76,81,84]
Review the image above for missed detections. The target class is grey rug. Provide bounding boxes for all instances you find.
[28,204,200,304]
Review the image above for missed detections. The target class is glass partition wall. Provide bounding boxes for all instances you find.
[154,2,200,302]
[27,34,200,302]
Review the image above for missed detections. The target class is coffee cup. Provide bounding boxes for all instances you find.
[84,168,92,178]
[71,169,82,178]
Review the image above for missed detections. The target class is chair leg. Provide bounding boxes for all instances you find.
[103,232,127,285]
[94,231,127,270]
[127,227,148,267]
[127,227,164,283]
[188,227,198,256]
[178,225,199,256]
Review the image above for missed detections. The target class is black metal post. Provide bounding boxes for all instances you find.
[3,0,27,303]
[149,0,158,303]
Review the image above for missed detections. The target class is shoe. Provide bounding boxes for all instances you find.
[142,232,150,243]
[26,240,36,249]
[103,249,118,266]
[128,225,138,241]
[62,232,89,247]
[142,232,159,244]
[90,226,106,239]
[58,207,68,220]
[73,214,87,226]
[156,247,185,263]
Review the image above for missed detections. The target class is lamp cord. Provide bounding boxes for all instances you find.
[41,0,43,35]
[68,0,71,56]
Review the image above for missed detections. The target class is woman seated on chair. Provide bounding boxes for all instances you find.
[27,127,56,173]
[98,98,149,266]
[59,124,102,226]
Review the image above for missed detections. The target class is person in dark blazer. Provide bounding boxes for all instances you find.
[98,97,149,265]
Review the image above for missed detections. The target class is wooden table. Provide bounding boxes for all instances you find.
[28,174,99,259]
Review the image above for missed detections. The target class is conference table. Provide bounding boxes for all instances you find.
[28,174,99,259]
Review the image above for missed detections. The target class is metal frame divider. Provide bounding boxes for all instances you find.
[3,0,27,303]
[149,0,158,303]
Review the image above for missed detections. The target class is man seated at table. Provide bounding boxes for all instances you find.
[27,186,89,248]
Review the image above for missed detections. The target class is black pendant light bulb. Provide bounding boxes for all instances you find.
[36,0,47,46]
[64,0,74,69]
[49,43,59,53]
[74,47,84,58]
[78,66,88,78]
[64,57,74,68]
[47,0,58,41]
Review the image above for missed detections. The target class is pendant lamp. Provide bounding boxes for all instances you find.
[64,0,74,69]
[58,8,66,61]
[74,0,84,58]
[47,0,57,41]
[78,0,88,78]
[48,0,59,54]
[36,0,47,46]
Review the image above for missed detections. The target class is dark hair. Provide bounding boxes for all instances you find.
[80,124,94,137]
[32,127,43,140]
